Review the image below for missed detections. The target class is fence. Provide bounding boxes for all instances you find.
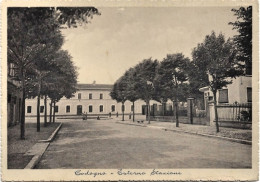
[216,103,252,123]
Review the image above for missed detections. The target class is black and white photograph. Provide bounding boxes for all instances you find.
[2,0,259,181]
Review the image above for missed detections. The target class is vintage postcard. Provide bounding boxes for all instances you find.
[1,0,259,181]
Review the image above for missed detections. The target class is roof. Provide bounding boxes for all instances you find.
[77,84,113,90]
[199,86,209,92]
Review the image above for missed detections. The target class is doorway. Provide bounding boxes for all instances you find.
[77,105,82,115]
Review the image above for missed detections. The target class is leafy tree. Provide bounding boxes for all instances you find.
[157,53,190,127]
[124,68,139,122]
[44,50,78,123]
[110,79,128,121]
[229,6,252,75]
[8,7,99,139]
[154,66,171,116]
[192,32,243,132]
[134,58,158,124]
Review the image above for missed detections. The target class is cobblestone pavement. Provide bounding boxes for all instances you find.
[36,118,251,169]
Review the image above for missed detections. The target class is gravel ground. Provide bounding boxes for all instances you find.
[8,122,59,169]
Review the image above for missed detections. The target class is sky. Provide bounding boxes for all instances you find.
[61,7,238,84]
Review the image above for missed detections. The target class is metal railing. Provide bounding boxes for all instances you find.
[216,103,252,122]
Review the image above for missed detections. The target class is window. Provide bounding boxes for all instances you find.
[100,105,103,112]
[111,105,115,112]
[55,106,59,113]
[27,106,32,113]
[66,105,70,113]
[100,93,103,99]
[247,87,252,102]
[218,89,228,103]
[89,105,93,113]
[78,93,81,100]
[40,106,44,113]
[89,93,92,99]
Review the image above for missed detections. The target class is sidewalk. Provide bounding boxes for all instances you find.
[8,122,61,169]
[114,116,252,143]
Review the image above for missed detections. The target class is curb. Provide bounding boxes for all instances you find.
[163,128,251,145]
[115,121,147,127]
[116,121,251,145]
[38,123,62,143]
[24,143,50,169]
[24,123,63,169]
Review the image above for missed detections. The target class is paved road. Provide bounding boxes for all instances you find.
[36,119,251,169]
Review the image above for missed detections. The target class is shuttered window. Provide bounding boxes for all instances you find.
[111,105,115,112]
[27,106,32,113]
[40,106,44,113]
[218,89,228,103]
[89,105,93,113]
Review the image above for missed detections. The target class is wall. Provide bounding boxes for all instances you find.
[207,75,252,105]
[7,79,23,126]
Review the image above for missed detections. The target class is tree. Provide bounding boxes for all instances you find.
[110,79,127,121]
[134,58,158,124]
[8,7,99,139]
[229,6,252,75]
[124,68,139,122]
[192,32,243,132]
[44,50,78,123]
[157,53,190,127]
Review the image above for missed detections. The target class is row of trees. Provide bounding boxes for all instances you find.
[110,6,252,132]
[8,7,100,139]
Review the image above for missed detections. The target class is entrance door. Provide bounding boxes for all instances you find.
[77,105,82,115]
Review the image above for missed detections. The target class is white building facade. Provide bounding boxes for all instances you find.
[199,75,252,127]
[25,83,162,117]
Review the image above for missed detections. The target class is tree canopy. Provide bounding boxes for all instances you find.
[192,31,244,132]
[229,6,252,75]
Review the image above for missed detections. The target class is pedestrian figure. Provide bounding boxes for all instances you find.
[116,112,118,117]
[97,116,100,120]
[82,112,87,120]
[109,112,111,118]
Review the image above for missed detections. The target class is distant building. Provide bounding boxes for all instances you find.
[25,83,166,117]
[7,62,22,126]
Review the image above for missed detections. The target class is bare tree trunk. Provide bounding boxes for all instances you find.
[53,101,56,123]
[122,102,125,121]
[44,95,47,127]
[36,79,41,132]
[213,91,220,132]
[49,100,52,123]
[36,95,40,132]
[147,100,151,124]
[20,69,25,139]
[132,101,135,122]
[162,102,165,116]
[175,101,179,127]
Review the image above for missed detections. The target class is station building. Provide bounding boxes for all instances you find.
[25,83,165,117]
